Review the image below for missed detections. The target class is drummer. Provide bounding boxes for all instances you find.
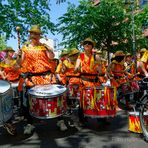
[106,50,127,88]
[0,47,19,135]
[74,38,101,126]
[94,50,107,83]
[0,47,21,81]
[18,25,67,134]
[124,53,137,79]
[55,48,70,85]
[61,48,80,113]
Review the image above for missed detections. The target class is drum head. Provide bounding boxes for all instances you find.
[28,84,67,98]
[10,81,19,88]
[0,80,10,94]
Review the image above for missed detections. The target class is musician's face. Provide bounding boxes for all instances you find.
[83,42,93,53]
[29,32,40,40]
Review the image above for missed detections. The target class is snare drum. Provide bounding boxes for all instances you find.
[82,86,117,118]
[67,84,80,100]
[128,112,148,133]
[28,84,67,119]
[0,80,13,125]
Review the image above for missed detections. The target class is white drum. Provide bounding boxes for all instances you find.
[0,80,13,125]
[28,84,67,119]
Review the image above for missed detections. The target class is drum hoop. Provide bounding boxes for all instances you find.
[0,80,11,95]
[84,85,114,90]
[28,91,66,99]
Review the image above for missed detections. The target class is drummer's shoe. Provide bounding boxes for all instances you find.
[57,120,68,131]
[3,123,17,136]
[24,124,35,135]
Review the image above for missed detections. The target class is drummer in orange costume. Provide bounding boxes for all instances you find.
[55,48,69,85]
[75,38,101,126]
[107,51,126,88]
[63,48,80,85]
[94,50,107,83]
[75,38,101,87]
[0,47,20,81]
[18,25,68,134]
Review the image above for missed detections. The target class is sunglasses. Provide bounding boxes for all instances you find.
[83,41,93,46]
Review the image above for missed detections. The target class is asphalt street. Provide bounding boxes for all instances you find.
[0,110,148,148]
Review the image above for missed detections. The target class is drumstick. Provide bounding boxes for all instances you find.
[16,26,22,56]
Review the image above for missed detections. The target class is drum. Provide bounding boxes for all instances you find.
[128,112,148,133]
[117,80,140,110]
[0,80,13,125]
[10,81,20,99]
[118,80,139,96]
[82,86,117,118]
[28,84,67,119]
[67,84,80,100]
[67,84,80,108]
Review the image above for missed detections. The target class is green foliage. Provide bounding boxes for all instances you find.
[0,0,55,42]
[57,0,147,54]
[0,36,6,51]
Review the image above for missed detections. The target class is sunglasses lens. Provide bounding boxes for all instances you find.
[83,41,93,46]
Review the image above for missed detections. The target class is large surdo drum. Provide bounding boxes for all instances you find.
[28,84,67,119]
[82,86,117,118]
[0,80,13,125]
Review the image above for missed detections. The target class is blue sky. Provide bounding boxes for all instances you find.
[7,0,79,51]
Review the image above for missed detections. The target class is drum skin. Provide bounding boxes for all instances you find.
[0,80,13,125]
[82,86,117,118]
[128,112,148,133]
[28,84,67,119]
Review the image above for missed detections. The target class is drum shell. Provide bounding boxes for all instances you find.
[128,112,148,133]
[0,81,13,125]
[28,92,67,119]
[67,84,80,100]
[82,86,117,118]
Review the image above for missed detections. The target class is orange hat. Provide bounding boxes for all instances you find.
[28,25,42,34]
[114,50,125,57]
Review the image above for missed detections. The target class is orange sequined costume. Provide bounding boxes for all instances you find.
[18,44,56,91]
[79,52,100,87]
[110,60,126,88]
[0,59,21,81]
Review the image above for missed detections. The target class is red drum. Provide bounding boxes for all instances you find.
[128,112,148,133]
[82,86,117,118]
[118,80,139,95]
[28,84,67,119]
[67,84,80,100]
[0,80,13,125]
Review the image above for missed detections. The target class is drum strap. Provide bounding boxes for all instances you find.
[81,76,98,82]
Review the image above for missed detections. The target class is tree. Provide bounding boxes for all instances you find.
[0,0,57,42]
[57,0,147,55]
[0,36,6,51]
[57,0,132,52]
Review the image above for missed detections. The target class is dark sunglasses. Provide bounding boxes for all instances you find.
[83,41,93,46]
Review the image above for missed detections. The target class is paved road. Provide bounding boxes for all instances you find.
[0,110,148,148]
